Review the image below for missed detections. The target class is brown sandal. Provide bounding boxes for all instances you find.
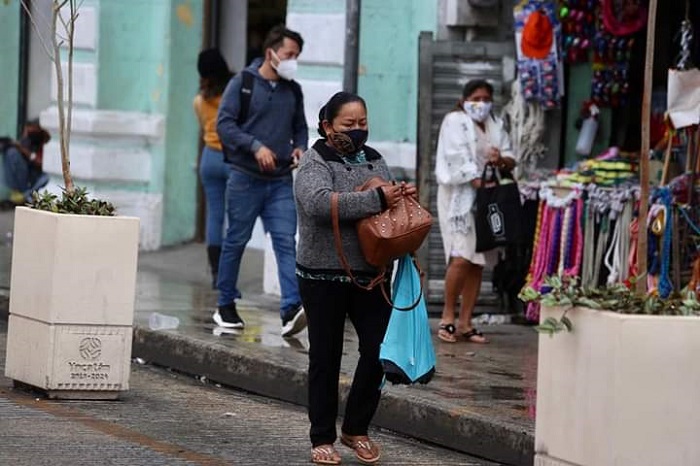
[311,444,342,465]
[437,322,457,343]
[340,434,380,465]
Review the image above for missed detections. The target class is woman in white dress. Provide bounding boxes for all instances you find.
[434,80,516,343]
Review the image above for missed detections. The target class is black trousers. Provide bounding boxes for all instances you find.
[299,277,392,447]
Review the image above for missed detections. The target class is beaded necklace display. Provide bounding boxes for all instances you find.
[558,206,573,277]
[569,197,585,277]
[525,201,545,284]
[627,213,639,281]
[546,209,563,278]
[657,189,674,299]
[591,215,609,288]
[526,204,555,322]
[581,202,596,287]
[646,203,665,293]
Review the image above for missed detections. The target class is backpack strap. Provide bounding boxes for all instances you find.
[237,70,255,125]
[289,80,303,110]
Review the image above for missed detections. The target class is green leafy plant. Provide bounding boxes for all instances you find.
[519,275,700,337]
[30,188,115,216]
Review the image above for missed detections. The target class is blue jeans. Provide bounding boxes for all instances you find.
[4,147,49,199]
[199,146,230,246]
[217,169,301,319]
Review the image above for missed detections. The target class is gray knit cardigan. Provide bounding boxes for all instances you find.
[294,139,392,276]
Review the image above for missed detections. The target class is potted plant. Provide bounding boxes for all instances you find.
[4,0,140,400]
[521,277,700,466]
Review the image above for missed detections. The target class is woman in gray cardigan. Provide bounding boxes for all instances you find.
[294,92,415,465]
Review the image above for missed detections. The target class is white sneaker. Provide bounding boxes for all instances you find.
[281,306,307,337]
[213,304,245,329]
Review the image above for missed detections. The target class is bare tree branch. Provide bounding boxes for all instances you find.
[25,0,57,39]
[22,0,77,193]
[50,0,74,193]
[19,0,54,61]
[66,0,75,162]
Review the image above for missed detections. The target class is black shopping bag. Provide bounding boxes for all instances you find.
[474,166,523,252]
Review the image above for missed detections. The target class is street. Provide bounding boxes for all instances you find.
[0,323,498,466]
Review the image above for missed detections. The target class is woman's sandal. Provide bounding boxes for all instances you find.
[461,328,488,344]
[340,434,381,465]
[311,444,342,465]
[438,322,457,343]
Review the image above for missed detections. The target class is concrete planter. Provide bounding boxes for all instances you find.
[4,207,139,399]
[535,306,700,466]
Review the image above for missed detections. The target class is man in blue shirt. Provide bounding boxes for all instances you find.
[215,25,308,337]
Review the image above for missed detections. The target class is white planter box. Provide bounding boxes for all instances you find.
[4,207,139,399]
[535,306,700,466]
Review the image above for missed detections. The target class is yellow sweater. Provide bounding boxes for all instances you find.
[193,94,222,151]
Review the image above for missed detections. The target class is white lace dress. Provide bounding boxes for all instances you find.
[435,110,515,266]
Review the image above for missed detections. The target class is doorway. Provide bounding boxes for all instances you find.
[196,0,288,242]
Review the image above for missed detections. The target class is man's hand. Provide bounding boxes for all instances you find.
[255,146,277,172]
[291,148,304,168]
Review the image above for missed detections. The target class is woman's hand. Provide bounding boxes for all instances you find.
[488,147,515,171]
[488,147,501,164]
[399,182,417,198]
[380,183,404,208]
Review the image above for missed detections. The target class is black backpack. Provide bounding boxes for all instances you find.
[224,71,302,164]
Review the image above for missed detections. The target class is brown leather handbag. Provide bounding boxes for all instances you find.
[331,177,433,303]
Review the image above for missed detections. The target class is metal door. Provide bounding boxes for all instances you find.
[416,31,515,304]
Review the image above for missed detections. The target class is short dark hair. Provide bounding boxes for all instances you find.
[462,79,494,99]
[317,92,367,138]
[262,25,304,53]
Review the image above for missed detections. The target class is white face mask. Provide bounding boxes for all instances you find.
[271,50,298,81]
[462,101,492,123]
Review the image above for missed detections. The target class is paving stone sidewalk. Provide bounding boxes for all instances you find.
[0,210,537,465]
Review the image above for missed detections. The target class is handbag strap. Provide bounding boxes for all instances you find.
[480,164,502,185]
[330,192,425,310]
[331,192,385,291]
[380,255,426,311]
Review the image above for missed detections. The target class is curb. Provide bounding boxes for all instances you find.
[132,326,534,466]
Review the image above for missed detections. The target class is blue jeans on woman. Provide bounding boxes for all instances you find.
[216,169,301,320]
[199,146,230,246]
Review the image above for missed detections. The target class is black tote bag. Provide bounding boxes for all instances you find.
[474,166,524,252]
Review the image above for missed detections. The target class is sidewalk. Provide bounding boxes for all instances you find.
[0,210,537,466]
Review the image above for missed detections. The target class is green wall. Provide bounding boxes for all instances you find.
[97,0,201,246]
[563,63,613,166]
[287,0,345,14]
[0,1,20,138]
[98,0,171,115]
[161,0,202,245]
[358,0,437,143]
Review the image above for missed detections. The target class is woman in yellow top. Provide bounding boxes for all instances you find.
[194,49,233,288]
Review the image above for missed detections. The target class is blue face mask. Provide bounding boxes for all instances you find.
[329,128,368,154]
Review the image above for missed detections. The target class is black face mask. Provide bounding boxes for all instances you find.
[329,128,368,154]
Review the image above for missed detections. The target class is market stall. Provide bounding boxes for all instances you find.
[513,0,700,318]
[514,2,700,465]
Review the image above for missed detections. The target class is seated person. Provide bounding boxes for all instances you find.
[2,120,51,204]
